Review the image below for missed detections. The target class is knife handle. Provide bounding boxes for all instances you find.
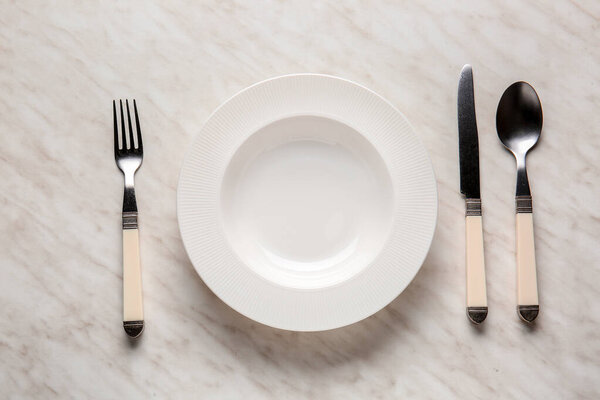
[515,196,539,322]
[465,199,487,324]
[123,227,144,337]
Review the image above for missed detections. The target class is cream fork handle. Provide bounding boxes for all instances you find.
[123,228,144,337]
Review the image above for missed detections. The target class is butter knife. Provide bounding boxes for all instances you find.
[458,65,488,324]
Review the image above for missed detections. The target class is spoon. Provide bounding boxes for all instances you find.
[496,81,542,323]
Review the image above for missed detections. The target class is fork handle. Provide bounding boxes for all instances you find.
[123,227,144,337]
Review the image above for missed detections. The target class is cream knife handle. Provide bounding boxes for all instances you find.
[465,199,487,324]
[123,227,144,337]
[516,199,539,322]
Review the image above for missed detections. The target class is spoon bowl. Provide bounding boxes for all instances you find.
[496,82,543,156]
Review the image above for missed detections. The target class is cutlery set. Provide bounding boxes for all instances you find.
[111,69,542,337]
[458,65,541,324]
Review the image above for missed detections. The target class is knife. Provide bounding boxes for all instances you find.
[458,64,488,324]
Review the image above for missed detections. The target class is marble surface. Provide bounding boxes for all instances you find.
[1,1,599,398]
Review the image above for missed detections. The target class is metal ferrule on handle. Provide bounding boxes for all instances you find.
[466,198,482,217]
[516,195,533,213]
[122,211,138,229]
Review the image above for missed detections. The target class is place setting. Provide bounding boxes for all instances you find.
[113,70,543,337]
[8,2,600,397]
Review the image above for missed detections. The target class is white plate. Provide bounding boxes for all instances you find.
[177,74,437,331]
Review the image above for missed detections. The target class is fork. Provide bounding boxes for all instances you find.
[113,99,144,338]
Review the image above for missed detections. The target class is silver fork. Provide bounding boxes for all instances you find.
[113,99,144,338]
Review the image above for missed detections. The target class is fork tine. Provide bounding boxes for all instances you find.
[133,100,142,151]
[120,100,126,150]
[126,100,135,150]
[113,100,119,153]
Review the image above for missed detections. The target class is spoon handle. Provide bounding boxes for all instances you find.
[515,195,539,322]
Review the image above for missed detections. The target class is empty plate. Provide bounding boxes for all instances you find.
[177,74,437,331]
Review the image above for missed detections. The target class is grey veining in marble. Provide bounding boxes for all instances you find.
[1,1,599,398]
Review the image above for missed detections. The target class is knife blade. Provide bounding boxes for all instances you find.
[457,64,488,324]
[458,65,480,200]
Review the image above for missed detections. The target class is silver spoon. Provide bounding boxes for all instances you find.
[496,82,542,323]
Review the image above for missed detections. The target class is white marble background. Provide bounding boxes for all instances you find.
[1,1,599,398]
